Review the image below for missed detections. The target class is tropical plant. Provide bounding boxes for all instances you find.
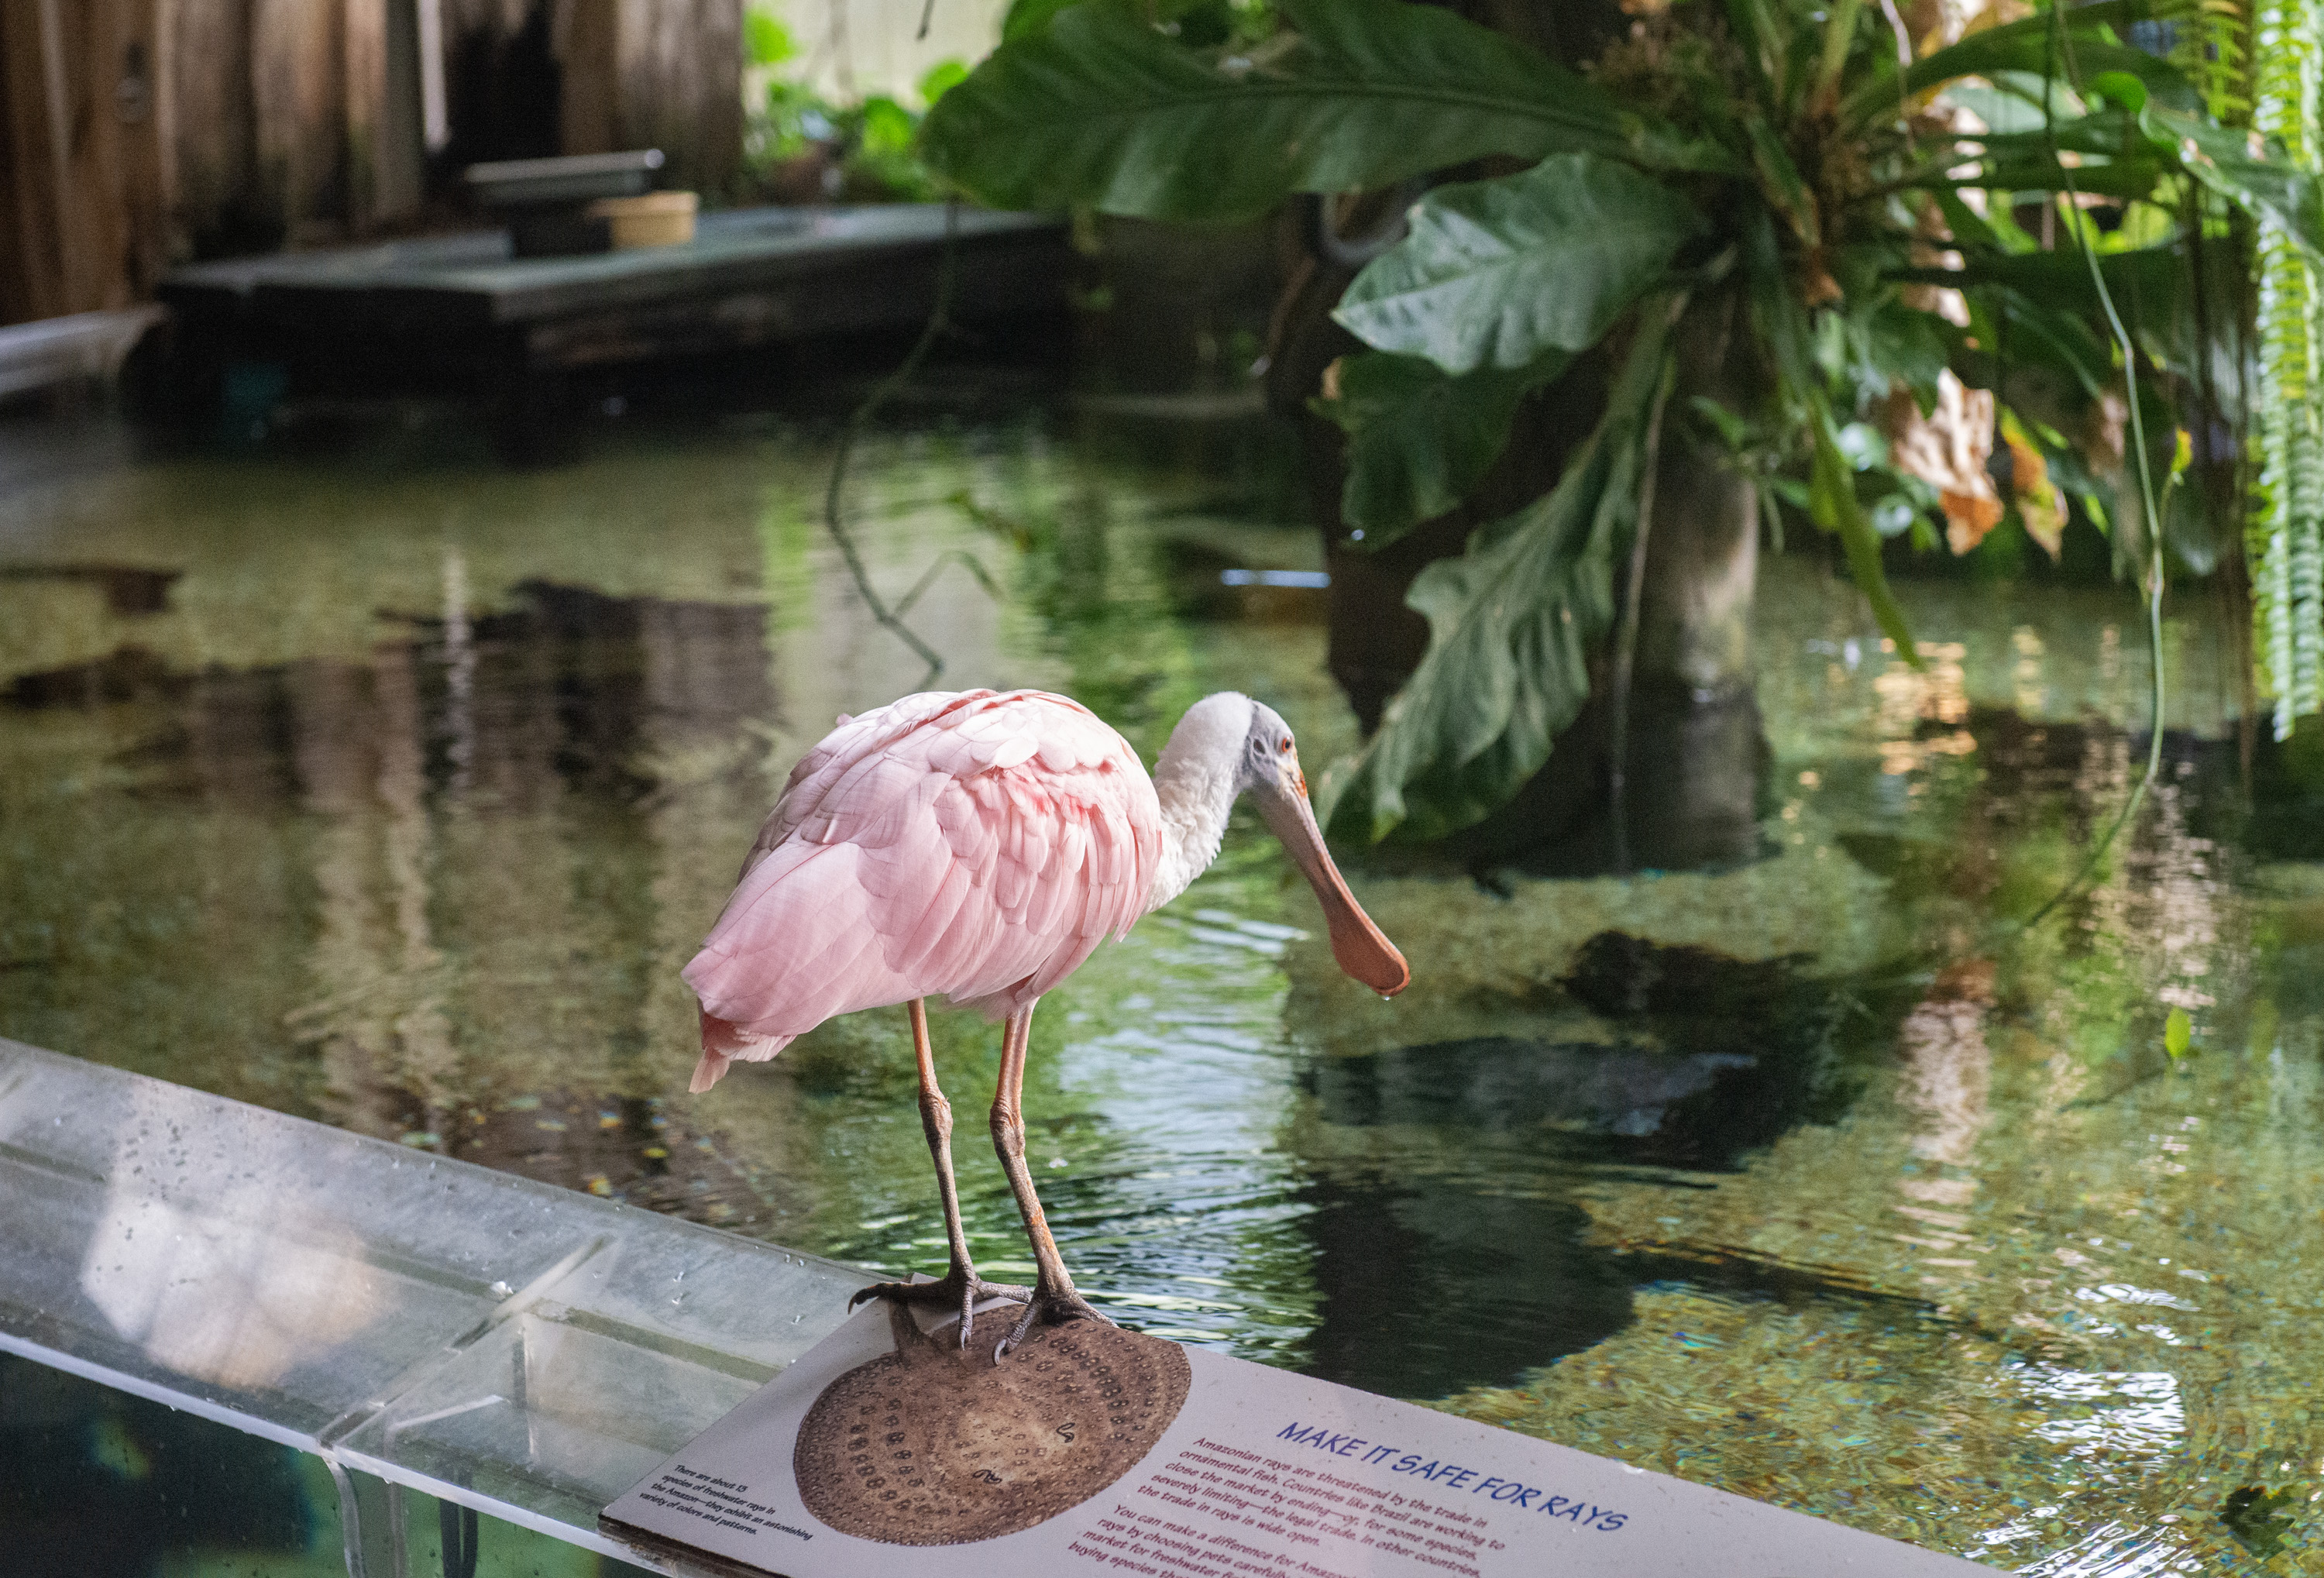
[922,0,2324,842]
[740,2,968,203]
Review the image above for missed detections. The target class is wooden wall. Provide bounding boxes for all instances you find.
[558,0,741,197]
[0,0,740,328]
[0,1,171,321]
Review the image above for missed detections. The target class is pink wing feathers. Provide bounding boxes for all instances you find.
[683,689,1161,1092]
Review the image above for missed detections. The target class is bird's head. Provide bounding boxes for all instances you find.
[1206,695,1409,998]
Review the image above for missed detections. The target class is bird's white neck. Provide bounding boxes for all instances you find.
[1145,727,1243,913]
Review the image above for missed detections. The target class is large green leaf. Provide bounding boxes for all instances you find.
[1314,349,1569,543]
[1990,284,2117,399]
[1316,299,1680,845]
[1938,156,2170,200]
[1807,394,1920,664]
[2142,105,2324,264]
[1893,244,2185,313]
[1745,115,1820,247]
[1723,0,1788,101]
[1862,296,1950,413]
[920,0,1661,223]
[1944,75,2086,137]
[1333,155,1702,373]
[1838,0,2199,128]
[999,0,1080,42]
[1968,107,2149,161]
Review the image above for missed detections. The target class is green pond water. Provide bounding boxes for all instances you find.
[2,404,2322,1575]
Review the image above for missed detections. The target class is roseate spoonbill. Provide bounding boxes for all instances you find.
[684,688,1407,1354]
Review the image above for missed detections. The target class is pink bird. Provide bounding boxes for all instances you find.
[685,687,1408,1353]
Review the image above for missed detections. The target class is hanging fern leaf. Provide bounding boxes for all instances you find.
[2172,0,2252,122]
[2249,0,2324,737]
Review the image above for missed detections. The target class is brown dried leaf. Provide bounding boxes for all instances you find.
[1882,370,2001,553]
[2000,412,2064,559]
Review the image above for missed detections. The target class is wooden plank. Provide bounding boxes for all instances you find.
[559,0,621,157]
[33,1,84,304]
[252,0,346,245]
[118,0,174,297]
[344,0,386,229]
[0,4,67,322]
[560,0,740,192]
[616,0,740,196]
[2,1,174,323]
[167,0,262,257]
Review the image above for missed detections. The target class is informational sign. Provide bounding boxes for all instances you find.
[602,1298,1992,1577]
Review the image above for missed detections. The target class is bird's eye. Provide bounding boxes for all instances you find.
[1279,737,1291,753]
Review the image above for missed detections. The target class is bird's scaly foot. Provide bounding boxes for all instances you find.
[993,1285,1112,1360]
[849,1270,1033,1348]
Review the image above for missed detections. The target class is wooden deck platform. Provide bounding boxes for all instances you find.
[154,204,1071,456]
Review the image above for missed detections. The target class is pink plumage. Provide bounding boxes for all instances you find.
[683,689,1161,1093]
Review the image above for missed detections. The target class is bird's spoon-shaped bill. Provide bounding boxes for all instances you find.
[1254,779,1410,997]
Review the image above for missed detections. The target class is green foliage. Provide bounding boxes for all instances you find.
[922,0,2324,838]
[1808,390,1920,658]
[2171,0,2251,122]
[1312,350,1565,544]
[1002,0,1277,46]
[2164,1004,2194,1057]
[1000,0,1082,42]
[743,2,798,67]
[2248,0,2324,738]
[919,60,970,105]
[923,0,1651,225]
[1836,0,2198,125]
[741,56,969,203]
[2145,104,2324,261]
[1332,155,1701,373]
[1318,302,1679,843]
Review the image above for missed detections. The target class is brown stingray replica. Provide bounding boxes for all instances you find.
[793,1303,1191,1545]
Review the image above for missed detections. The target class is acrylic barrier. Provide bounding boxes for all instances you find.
[0,1037,862,1573]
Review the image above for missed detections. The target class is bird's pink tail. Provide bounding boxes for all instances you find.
[691,1009,794,1092]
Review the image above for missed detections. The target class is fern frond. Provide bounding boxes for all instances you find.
[2176,0,2254,120]
[2248,0,2324,735]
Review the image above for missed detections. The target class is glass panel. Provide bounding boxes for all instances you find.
[0,1037,860,1564]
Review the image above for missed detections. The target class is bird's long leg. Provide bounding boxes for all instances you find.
[849,998,1028,1346]
[989,999,1111,1357]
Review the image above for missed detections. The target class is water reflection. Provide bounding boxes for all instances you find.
[4,410,2324,1571]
